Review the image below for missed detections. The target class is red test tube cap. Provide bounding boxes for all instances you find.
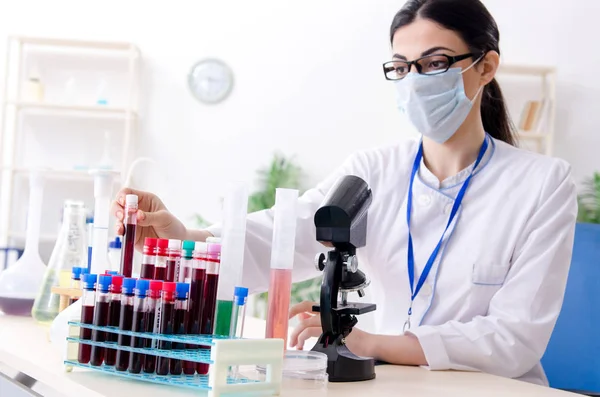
[110,275,124,292]
[150,280,163,291]
[144,237,158,248]
[157,239,169,249]
[162,282,176,292]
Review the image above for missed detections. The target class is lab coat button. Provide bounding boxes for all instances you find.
[420,283,433,297]
[418,194,432,207]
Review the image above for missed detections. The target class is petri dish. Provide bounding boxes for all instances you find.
[255,350,328,390]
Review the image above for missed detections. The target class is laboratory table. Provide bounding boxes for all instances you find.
[0,314,577,397]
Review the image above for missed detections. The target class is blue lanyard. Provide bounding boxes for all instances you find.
[404,137,489,330]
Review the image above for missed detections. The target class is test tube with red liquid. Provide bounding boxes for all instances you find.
[119,194,138,278]
[90,275,112,366]
[143,281,163,373]
[78,274,97,364]
[115,278,136,371]
[156,282,177,375]
[126,278,149,373]
[140,238,158,279]
[170,282,189,375]
[182,241,207,375]
[197,242,221,375]
[153,239,169,281]
[180,240,195,283]
[166,239,181,282]
[105,275,124,366]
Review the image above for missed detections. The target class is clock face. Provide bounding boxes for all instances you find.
[188,59,234,104]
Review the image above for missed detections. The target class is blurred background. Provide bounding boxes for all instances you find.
[0,0,598,304]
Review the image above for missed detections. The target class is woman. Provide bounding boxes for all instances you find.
[113,0,577,385]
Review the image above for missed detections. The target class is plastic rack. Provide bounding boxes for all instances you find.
[65,321,284,397]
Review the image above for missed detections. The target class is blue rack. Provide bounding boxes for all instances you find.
[65,321,284,397]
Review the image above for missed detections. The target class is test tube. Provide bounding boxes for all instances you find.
[153,239,169,281]
[265,189,299,348]
[126,279,149,373]
[183,241,207,375]
[171,282,190,375]
[90,275,112,366]
[197,242,221,375]
[140,238,157,279]
[156,282,177,375]
[115,278,136,371]
[119,194,138,278]
[143,281,163,373]
[105,275,124,366]
[179,240,195,283]
[166,239,181,282]
[230,287,248,338]
[78,273,97,364]
[69,267,83,305]
[214,182,248,337]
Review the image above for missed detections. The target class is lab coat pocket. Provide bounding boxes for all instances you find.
[471,261,510,286]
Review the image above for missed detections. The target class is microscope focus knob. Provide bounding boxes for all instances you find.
[357,289,366,298]
[346,255,359,273]
[315,253,326,271]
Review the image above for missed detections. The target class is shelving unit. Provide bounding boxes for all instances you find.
[496,64,557,156]
[0,36,141,250]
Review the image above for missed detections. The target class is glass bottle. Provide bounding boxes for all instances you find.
[32,200,88,323]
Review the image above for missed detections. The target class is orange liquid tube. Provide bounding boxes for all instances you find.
[265,268,293,347]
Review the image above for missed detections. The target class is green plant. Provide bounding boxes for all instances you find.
[578,172,600,224]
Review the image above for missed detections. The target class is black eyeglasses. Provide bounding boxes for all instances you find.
[382,53,475,81]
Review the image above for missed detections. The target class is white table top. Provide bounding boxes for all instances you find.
[0,314,576,397]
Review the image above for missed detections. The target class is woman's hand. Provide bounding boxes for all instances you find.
[111,188,189,251]
[288,301,376,357]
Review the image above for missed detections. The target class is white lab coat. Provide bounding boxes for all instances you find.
[207,135,577,385]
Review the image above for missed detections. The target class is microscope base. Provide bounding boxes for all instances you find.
[311,338,375,382]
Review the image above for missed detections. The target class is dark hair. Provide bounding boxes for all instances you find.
[390,0,516,146]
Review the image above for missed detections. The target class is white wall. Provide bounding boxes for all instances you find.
[0,0,597,229]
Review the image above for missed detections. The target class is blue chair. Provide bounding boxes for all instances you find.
[542,223,600,395]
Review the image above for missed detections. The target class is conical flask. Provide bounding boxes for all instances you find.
[32,200,87,324]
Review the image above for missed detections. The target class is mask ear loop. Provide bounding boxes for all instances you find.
[461,53,486,102]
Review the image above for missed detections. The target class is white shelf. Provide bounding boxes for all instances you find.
[13,35,140,54]
[2,168,122,183]
[6,101,137,118]
[8,231,58,243]
[497,64,556,76]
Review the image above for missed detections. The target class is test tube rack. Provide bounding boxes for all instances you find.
[51,286,82,313]
[65,321,284,397]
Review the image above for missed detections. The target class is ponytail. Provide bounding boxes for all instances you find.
[481,78,517,146]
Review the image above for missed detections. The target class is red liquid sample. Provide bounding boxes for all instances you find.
[170,307,188,375]
[105,300,122,366]
[78,305,94,364]
[165,259,177,282]
[115,304,133,371]
[140,263,155,279]
[143,311,157,373]
[197,273,219,375]
[183,267,205,375]
[266,268,293,347]
[128,308,146,373]
[120,224,136,278]
[90,301,110,366]
[156,302,174,375]
[153,266,166,281]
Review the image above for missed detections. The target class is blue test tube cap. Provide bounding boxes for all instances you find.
[234,286,249,306]
[97,275,112,292]
[81,268,89,275]
[135,279,150,297]
[71,266,83,280]
[83,274,98,290]
[176,282,189,299]
[122,277,137,294]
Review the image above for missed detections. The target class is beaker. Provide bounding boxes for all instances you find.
[32,200,88,324]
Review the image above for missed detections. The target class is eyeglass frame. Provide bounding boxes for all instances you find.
[382,53,478,81]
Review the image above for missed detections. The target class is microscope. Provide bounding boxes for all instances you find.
[311,175,376,382]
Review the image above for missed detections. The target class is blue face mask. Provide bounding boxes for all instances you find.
[394,59,483,144]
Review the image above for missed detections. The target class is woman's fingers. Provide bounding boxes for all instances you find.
[289,301,317,319]
[295,327,322,350]
[137,209,171,228]
[114,222,124,236]
[289,315,320,348]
